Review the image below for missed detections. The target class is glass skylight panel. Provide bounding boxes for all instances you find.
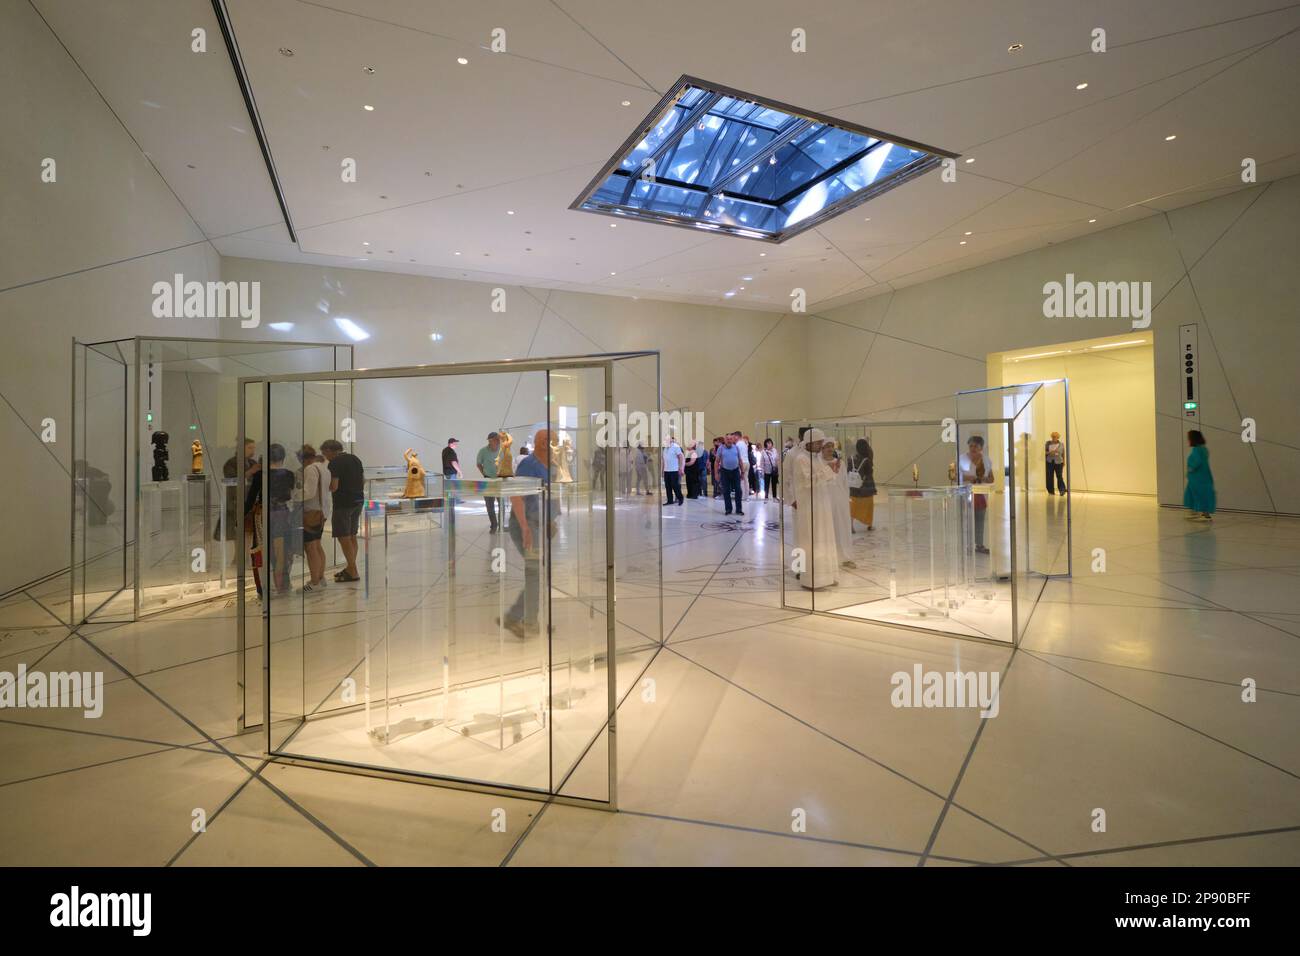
[573,76,955,242]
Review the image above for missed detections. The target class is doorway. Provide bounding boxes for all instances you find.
[989,332,1156,496]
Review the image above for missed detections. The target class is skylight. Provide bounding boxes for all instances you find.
[571,76,956,242]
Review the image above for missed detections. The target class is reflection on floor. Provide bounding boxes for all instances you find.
[3,490,1300,866]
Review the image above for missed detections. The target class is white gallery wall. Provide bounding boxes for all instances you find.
[0,0,221,602]
[217,257,810,474]
[803,174,1300,515]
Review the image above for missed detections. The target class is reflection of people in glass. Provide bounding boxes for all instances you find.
[824,439,855,569]
[1183,430,1216,522]
[849,438,876,531]
[322,439,364,583]
[502,430,559,638]
[476,432,501,533]
[959,435,991,555]
[219,439,257,541]
[244,443,297,593]
[1045,431,1067,495]
[299,445,331,592]
[74,459,114,526]
[633,443,652,495]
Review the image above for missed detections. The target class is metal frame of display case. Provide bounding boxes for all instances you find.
[70,336,352,625]
[759,379,1071,648]
[237,351,664,811]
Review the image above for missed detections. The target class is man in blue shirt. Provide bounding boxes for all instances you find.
[502,428,560,637]
[716,434,744,516]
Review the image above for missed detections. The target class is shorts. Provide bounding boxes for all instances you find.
[331,503,361,538]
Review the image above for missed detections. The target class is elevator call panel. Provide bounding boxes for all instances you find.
[1179,324,1199,418]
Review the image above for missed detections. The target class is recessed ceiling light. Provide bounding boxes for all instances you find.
[506,210,515,215]
[620,100,631,107]
[1165,134,1177,141]
[759,252,766,257]
[362,241,370,246]
[609,223,617,228]
[279,48,294,57]
[453,251,461,255]
[742,276,753,280]
[1008,42,1024,52]
[1088,218,1097,223]
[364,66,376,74]
[429,332,443,342]
[1075,82,1088,90]
[457,57,468,65]
[959,240,967,245]
[863,217,871,222]
[363,104,374,111]
[609,271,616,276]
[964,157,975,163]
[964,231,972,236]
[768,155,777,165]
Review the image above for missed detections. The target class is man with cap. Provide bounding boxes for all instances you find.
[477,431,502,532]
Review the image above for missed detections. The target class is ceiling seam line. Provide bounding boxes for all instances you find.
[23,0,216,254]
[822,2,1300,111]
[292,0,656,93]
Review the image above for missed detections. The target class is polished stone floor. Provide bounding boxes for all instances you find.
[2,490,1299,866]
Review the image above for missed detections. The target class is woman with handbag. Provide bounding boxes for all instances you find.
[849,438,876,531]
[300,444,332,592]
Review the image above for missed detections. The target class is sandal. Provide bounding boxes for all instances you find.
[333,570,361,582]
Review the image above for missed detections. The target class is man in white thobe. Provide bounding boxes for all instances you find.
[786,429,840,589]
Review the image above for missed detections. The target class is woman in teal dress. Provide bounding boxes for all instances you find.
[1183,430,1216,521]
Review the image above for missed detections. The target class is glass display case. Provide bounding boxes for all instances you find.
[70,337,353,625]
[760,379,1070,645]
[238,352,664,809]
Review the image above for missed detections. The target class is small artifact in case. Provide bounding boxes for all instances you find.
[151,431,170,482]
[402,448,427,498]
[495,430,514,478]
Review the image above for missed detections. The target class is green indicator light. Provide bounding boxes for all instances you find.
[189,424,198,430]
[146,412,153,422]
[1183,401,1198,410]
